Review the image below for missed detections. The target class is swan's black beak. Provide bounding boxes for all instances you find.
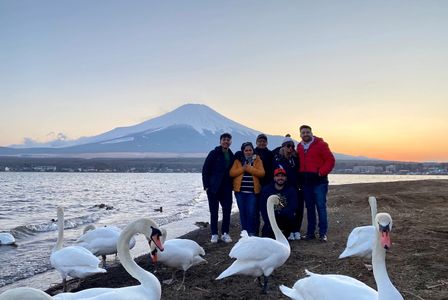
[150,226,164,252]
[379,223,391,250]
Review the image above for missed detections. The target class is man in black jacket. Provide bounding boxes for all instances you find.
[259,167,298,239]
[202,133,235,243]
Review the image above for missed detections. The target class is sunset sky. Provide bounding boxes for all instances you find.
[1,1,447,162]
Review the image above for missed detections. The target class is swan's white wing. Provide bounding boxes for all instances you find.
[0,287,53,300]
[280,270,377,300]
[217,236,289,279]
[157,239,206,271]
[77,227,136,255]
[77,227,120,243]
[54,285,157,300]
[339,225,375,259]
[51,246,106,278]
[229,236,279,261]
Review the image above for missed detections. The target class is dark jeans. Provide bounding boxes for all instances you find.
[292,188,304,233]
[235,192,258,236]
[303,183,329,236]
[207,187,233,235]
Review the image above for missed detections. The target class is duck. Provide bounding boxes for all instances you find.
[279,212,404,300]
[0,287,54,300]
[53,217,164,300]
[339,196,377,260]
[216,194,290,294]
[0,232,16,246]
[149,227,206,290]
[76,224,136,266]
[50,207,106,292]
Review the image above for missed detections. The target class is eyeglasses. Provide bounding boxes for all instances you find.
[285,144,294,149]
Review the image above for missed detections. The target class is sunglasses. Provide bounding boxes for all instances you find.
[285,143,294,149]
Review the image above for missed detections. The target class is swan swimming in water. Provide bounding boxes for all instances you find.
[339,196,377,260]
[53,217,164,300]
[216,194,290,293]
[149,227,206,290]
[50,207,106,292]
[0,232,16,246]
[279,212,404,300]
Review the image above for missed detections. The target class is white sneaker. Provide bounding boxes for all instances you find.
[221,233,232,243]
[210,234,218,243]
[288,232,295,240]
[293,232,301,240]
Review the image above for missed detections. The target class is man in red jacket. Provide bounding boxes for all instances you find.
[296,125,335,242]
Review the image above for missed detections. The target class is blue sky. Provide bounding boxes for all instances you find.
[1,1,447,161]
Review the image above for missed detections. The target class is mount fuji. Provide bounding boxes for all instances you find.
[0,104,369,160]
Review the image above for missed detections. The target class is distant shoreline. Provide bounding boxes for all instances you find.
[1,156,446,175]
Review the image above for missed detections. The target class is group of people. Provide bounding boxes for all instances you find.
[201,125,335,244]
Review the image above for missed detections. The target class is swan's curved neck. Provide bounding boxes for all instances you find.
[368,197,377,225]
[372,230,400,299]
[54,208,64,251]
[117,219,161,297]
[267,197,289,246]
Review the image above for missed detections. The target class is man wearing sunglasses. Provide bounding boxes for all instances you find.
[272,134,302,241]
[297,125,335,242]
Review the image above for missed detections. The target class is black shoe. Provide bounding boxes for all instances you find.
[303,234,315,240]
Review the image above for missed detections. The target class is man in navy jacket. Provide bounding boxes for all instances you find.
[259,167,298,239]
[202,133,235,243]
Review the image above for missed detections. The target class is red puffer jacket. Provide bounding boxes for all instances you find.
[296,136,335,176]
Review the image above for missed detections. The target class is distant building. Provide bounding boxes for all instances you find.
[385,165,396,173]
[353,166,382,173]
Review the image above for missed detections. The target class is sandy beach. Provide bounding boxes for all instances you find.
[43,179,448,299]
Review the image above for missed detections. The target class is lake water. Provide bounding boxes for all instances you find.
[0,172,447,292]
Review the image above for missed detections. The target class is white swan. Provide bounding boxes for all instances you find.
[0,287,54,300]
[279,212,404,300]
[50,207,106,291]
[216,194,290,293]
[53,217,164,300]
[149,228,206,290]
[76,225,136,265]
[339,196,377,259]
[0,232,16,246]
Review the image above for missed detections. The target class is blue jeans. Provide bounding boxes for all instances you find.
[303,183,328,236]
[207,187,233,235]
[235,192,258,236]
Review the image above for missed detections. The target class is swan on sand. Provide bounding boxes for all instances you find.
[76,224,136,266]
[149,227,206,290]
[216,194,290,294]
[50,207,106,292]
[53,217,164,300]
[339,196,377,260]
[279,212,404,300]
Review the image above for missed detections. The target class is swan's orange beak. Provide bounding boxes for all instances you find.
[380,229,391,250]
[152,235,164,252]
